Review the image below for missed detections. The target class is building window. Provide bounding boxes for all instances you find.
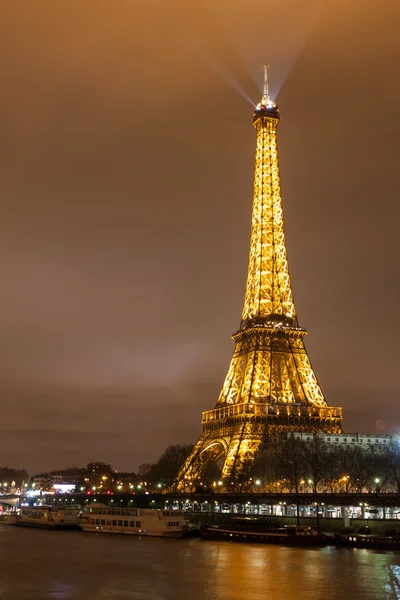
[326,437,331,441]
[124,521,129,527]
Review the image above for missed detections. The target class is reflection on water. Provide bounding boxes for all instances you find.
[0,527,399,599]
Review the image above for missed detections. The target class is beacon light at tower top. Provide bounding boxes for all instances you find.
[255,64,279,114]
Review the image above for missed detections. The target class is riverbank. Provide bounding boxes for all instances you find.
[187,513,400,535]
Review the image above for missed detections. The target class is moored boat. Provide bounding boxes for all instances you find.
[333,533,400,550]
[16,505,80,529]
[0,513,17,525]
[200,517,327,546]
[80,503,189,538]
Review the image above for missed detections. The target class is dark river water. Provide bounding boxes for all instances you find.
[1,526,400,600]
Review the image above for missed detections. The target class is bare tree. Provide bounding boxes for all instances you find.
[147,444,194,487]
[250,448,280,492]
[322,447,341,492]
[346,447,374,493]
[276,438,306,524]
[302,436,328,494]
[382,443,400,492]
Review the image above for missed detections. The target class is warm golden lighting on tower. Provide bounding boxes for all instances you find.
[175,70,342,489]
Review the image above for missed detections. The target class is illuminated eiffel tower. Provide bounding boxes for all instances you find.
[176,68,342,489]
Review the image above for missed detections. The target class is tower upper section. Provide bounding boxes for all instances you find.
[241,75,296,330]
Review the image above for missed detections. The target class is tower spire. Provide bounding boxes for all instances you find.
[262,64,270,104]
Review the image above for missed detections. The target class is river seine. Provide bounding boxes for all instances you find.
[0,526,400,599]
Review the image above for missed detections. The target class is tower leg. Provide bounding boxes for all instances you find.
[221,424,264,484]
[174,433,228,492]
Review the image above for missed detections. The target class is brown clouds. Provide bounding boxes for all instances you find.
[0,0,399,472]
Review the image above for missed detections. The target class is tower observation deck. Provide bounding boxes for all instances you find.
[175,68,342,489]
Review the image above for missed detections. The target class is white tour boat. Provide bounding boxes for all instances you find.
[80,503,189,538]
[16,505,80,529]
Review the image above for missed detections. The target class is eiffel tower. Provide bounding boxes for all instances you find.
[176,68,342,490]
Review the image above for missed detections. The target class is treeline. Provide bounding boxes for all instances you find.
[139,444,194,487]
[139,439,400,494]
[249,438,400,494]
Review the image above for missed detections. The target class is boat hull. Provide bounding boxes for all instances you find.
[201,527,327,546]
[333,534,400,550]
[16,520,80,530]
[0,515,17,525]
[80,525,187,538]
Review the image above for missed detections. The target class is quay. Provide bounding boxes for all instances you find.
[3,492,400,535]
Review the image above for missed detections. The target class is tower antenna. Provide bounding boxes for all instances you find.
[263,64,270,103]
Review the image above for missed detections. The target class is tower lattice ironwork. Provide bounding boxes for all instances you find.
[176,69,342,489]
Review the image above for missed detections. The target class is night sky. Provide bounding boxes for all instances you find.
[1,0,399,474]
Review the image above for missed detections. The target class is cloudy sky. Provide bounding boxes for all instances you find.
[0,0,399,473]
